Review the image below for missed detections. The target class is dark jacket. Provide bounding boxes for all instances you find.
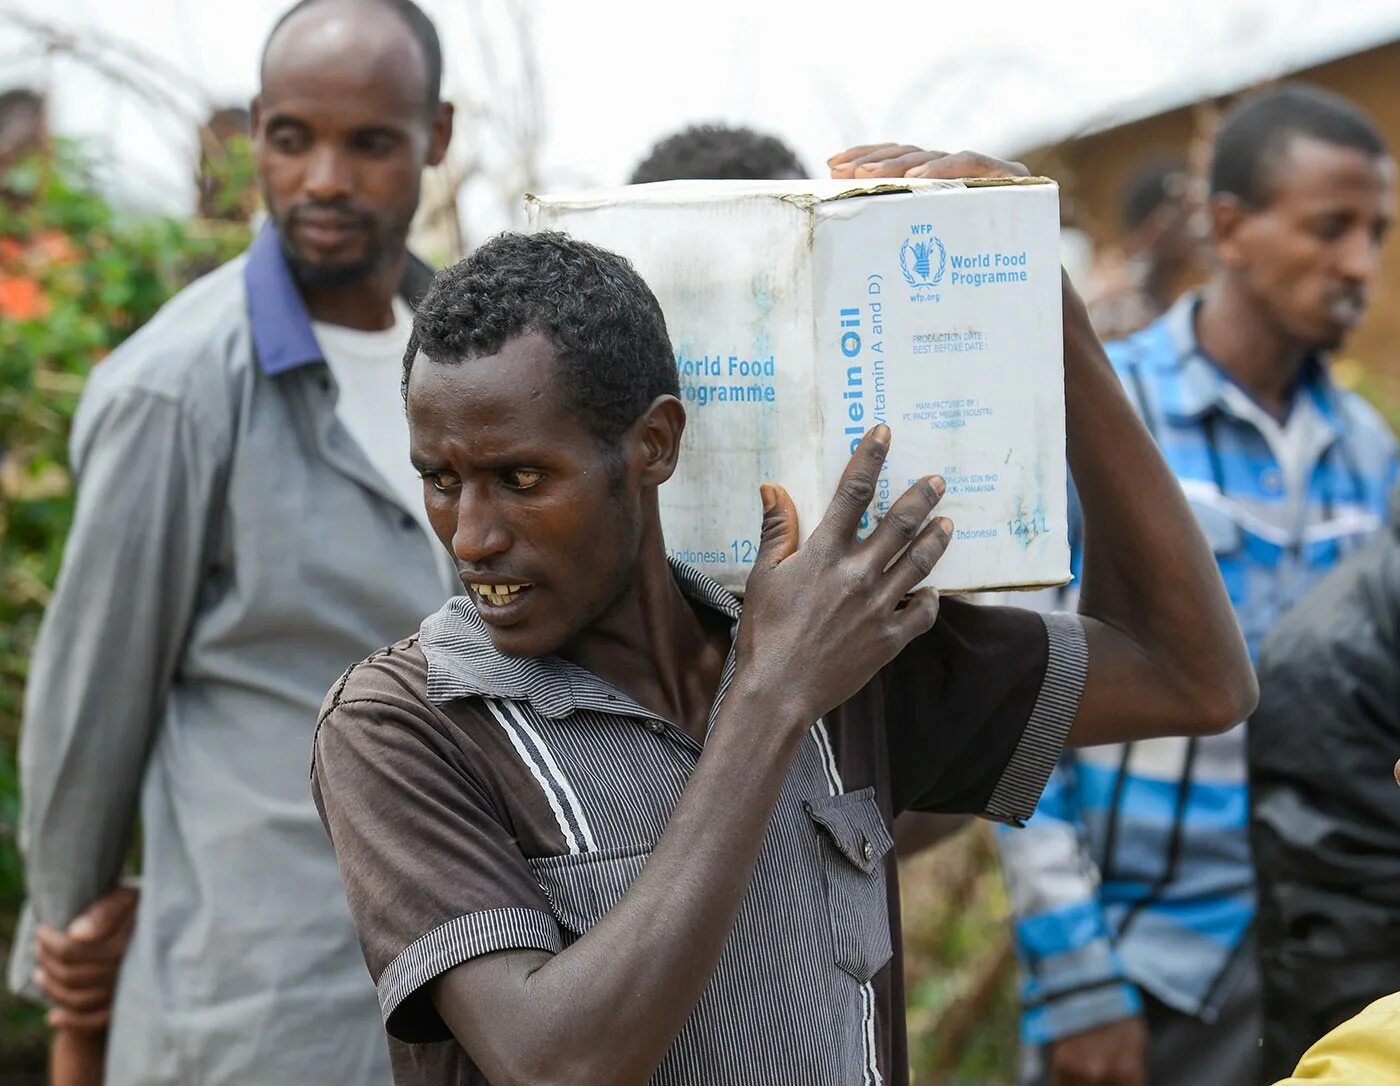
[1248,489,1400,1082]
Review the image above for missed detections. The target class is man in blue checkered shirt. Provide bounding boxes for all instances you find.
[1000,84,1399,1086]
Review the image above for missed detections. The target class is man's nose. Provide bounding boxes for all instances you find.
[452,492,511,565]
[1338,228,1384,284]
[303,145,352,202]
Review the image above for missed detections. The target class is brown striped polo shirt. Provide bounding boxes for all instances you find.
[312,560,1086,1085]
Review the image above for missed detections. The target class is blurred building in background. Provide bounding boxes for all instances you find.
[1026,34,1400,421]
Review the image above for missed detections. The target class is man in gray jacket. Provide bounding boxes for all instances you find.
[1249,488,1400,1080]
[10,0,457,1081]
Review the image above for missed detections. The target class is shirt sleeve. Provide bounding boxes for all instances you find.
[311,680,563,1044]
[883,598,1087,823]
[9,385,220,1001]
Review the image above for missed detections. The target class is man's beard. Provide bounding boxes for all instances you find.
[283,242,383,289]
[278,224,385,288]
[271,199,404,289]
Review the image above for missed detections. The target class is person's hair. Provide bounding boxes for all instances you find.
[1121,154,1186,232]
[1210,83,1387,207]
[629,123,806,184]
[404,232,680,446]
[261,0,443,109]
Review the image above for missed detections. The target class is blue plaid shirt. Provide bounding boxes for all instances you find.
[997,293,1398,1045]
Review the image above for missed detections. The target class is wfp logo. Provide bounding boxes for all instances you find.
[900,234,946,287]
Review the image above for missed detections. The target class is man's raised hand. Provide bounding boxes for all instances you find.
[737,425,952,724]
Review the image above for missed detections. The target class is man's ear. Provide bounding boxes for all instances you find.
[634,395,686,488]
[1209,194,1253,270]
[249,95,263,150]
[427,101,454,167]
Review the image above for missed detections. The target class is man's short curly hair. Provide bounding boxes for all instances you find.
[403,232,680,445]
[630,123,807,184]
[1210,83,1387,208]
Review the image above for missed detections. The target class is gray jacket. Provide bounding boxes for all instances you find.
[10,228,456,1084]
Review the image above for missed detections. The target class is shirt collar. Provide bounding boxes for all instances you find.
[420,559,743,718]
[1153,291,1346,434]
[244,223,437,377]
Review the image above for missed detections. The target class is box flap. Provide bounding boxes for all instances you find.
[526,176,1056,213]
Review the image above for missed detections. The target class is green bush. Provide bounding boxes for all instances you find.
[0,141,249,1054]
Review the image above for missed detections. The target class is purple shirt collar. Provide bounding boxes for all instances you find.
[243,223,436,377]
[245,224,324,376]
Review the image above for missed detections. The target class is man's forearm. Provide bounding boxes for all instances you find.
[435,683,809,1086]
[1062,279,1256,744]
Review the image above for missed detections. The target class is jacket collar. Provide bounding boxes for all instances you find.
[244,223,435,376]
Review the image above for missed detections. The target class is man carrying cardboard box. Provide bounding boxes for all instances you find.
[309,146,1255,1085]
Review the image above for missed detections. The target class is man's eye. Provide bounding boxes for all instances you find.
[423,472,460,492]
[269,130,309,154]
[354,133,398,156]
[502,469,543,491]
[1315,216,1350,242]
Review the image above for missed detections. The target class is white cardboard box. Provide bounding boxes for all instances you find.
[525,178,1069,594]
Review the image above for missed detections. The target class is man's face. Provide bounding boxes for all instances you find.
[252,7,449,287]
[408,334,649,658]
[1216,136,1395,351]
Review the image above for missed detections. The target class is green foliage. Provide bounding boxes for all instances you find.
[0,141,250,1056]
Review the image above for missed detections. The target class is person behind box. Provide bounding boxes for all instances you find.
[1249,484,1400,1078]
[309,141,1258,1085]
[11,1,459,1083]
[629,122,807,184]
[1085,154,1207,340]
[862,85,1397,1086]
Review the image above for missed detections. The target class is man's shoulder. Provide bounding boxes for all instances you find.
[81,254,254,411]
[1102,312,1176,378]
[320,634,435,724]
[312,633,507,800]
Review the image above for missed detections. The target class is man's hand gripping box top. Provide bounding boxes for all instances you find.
[527,176,1068,593]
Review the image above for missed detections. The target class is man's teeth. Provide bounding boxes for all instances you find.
[471,583,531,606]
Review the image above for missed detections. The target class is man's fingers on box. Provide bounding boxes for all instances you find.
[885,516,953,596]
[907,150,1028,179]
[828,143,900,173]
[865,476,945,566]
[856,150,948,177]
[754,483,800,572]
[848,145,930,176]
[816,425,890,543]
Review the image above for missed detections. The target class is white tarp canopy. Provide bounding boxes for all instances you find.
[3,0,1398,238]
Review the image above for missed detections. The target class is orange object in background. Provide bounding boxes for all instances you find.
[0,271,46,319]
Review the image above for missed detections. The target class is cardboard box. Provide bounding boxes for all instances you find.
[525,178,1069,594]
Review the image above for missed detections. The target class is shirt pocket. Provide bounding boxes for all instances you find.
[805,788,895,984]
[527,843,652,939]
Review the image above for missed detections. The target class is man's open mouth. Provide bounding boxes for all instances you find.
[469,583,534,607]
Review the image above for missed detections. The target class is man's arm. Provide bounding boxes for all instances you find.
[13,384,218,1010]
[830,145,1257,745]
